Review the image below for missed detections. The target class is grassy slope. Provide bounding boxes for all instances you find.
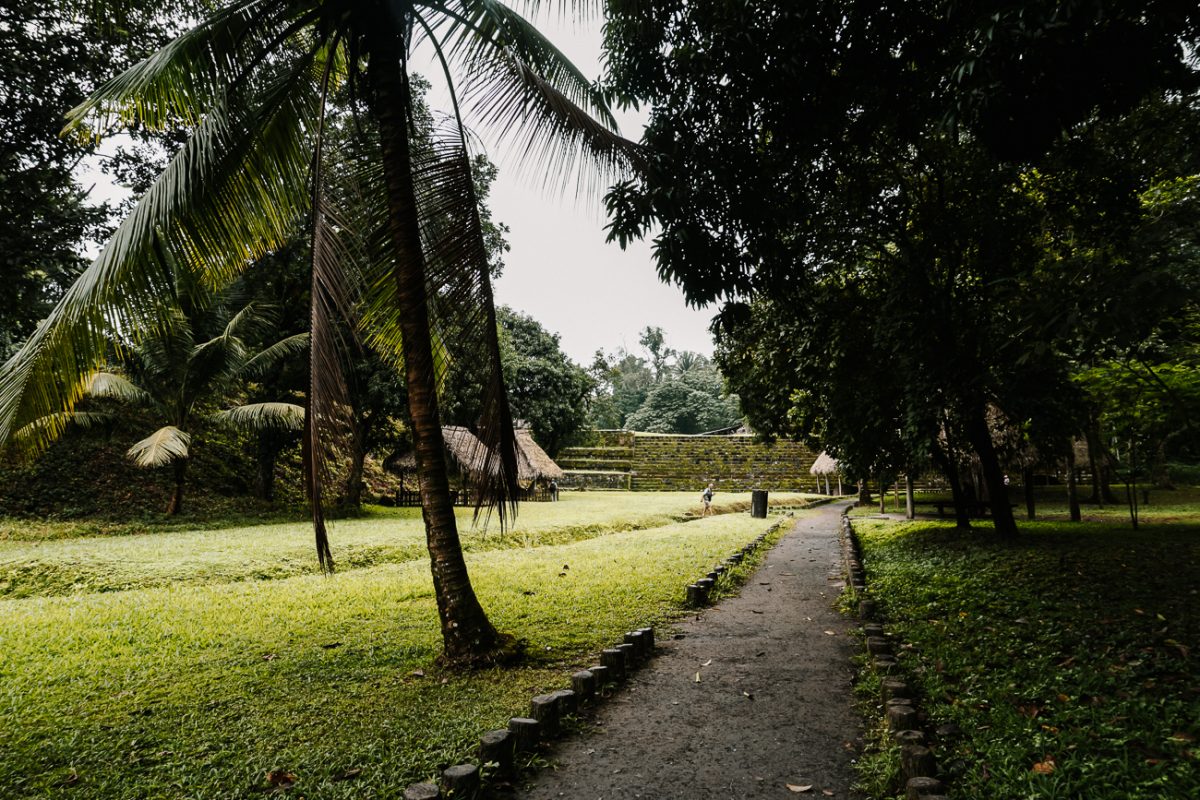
[0,495,804,799]
[850,495,1200,800]
[0,492,810,598]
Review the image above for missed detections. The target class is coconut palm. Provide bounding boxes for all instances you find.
[0,0,634,663]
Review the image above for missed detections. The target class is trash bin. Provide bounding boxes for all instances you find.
[751,489,768,518]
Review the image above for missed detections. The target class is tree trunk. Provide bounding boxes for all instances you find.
[965,407,1017,536]
[1066,448,1082,522]
[930,440,971,530]
[371,43,500,663]
[1085,418,1103,505]
[857,479,872,506]
[1152,439,1174,490]
[255,436,281,502]
[166,458,187,515]
[904,474,915,520]
[878,477,886,514]
[1022,465,1035,520]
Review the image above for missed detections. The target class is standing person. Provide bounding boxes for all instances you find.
[701,482,715,516]
[549,478,559,501]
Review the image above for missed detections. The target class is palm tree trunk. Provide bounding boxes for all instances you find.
[930,440,971,530]
[370,44,500,663]
[166,458,187,515]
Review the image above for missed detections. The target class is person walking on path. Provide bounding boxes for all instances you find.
[517,501,862,800]
[701,482,715,516]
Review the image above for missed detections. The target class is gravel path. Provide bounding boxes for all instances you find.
[517,502,863,800]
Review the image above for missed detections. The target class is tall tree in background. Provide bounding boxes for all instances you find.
[603,0,1200,535]
[0,0,634,663]
[0,2,191,357]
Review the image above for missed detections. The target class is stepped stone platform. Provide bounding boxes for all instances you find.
[558,431,818,493]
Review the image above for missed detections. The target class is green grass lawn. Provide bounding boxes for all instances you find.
[0,491,810,599]
[849,507,1200,800]
[0,492,809,798]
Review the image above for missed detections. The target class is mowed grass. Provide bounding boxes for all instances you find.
[0,501,802,799]
[0,491,812,598]
[850,512,1200,800]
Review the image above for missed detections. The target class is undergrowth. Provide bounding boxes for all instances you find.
[849,516,1200,800]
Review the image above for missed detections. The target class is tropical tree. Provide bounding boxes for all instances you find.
[0,0,633,663]
[33,271,307,514]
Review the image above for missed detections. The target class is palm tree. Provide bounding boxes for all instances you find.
[87,280,306,515]
[0,1,633,663]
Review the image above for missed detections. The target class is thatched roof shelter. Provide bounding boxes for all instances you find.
[388,426,563,489]
[515,428,564,485]
[810,451,840,475]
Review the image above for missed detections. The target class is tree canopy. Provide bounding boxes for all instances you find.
[603,0,1200,532]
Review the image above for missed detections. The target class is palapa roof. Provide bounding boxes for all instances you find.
[810,451,840,475]
[387,426,563,488]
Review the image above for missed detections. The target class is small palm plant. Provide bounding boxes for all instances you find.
[0,0,635,662]
[84,280,306,515]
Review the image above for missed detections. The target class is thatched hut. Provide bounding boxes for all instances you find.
[810,451,842,495]
[387,426,564,503]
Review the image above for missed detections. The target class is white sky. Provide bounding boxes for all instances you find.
[78,8,717,366]
[443,12,717,365]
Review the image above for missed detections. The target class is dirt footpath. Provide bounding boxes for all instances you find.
[517,502,863,800]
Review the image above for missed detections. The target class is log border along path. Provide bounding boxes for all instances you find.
[517,501,864,800]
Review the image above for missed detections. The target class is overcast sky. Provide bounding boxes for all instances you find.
[417,10,717,366]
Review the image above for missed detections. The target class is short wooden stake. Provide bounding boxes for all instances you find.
[404,784,440,800]
[588,664,610,688]
[881,678,911,702]
[600,648,626,681]
[442,764,479,798]
[478,729,513,778]
[893,729,925,746]
[638,627,655,651]
[571,669,596,701]
[888,704,919,731]
[866,636,892,656]
[901,744,937,781]
[530,694,560,738]
[507,717,539,754]
[552,688,578,716]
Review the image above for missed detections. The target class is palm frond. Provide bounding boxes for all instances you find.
[127,425,191,467]
[214,402,306,431]
[0,45,325,458]
[64,0,317,135]
[424,0,642,197]
[240,332,311,378]
[9,411,115,452]
[412,124,521,530]
[84,371,152,403]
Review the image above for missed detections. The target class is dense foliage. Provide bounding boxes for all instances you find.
[602,0,1200,532]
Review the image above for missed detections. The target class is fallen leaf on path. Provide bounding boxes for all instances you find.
[823,630,836,636]
[702,659,713,667]
[694,672,701,683]
[743,691,755,700]
[786,784,812,793]
[752,610,765,614]
[823,791,835,796]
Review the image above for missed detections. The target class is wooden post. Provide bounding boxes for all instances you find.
[478,729,513,777]
[638,626,655,651]
[530,694,560,738]
[600,648,626,681]
[571,669,596,701]
[901,744,937,782]
[588,664,610,688]
[552,688,578,716]
[404,784,440,800]
[905,777,945,799]
[442,764,479,798]
[507,717,540,754]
